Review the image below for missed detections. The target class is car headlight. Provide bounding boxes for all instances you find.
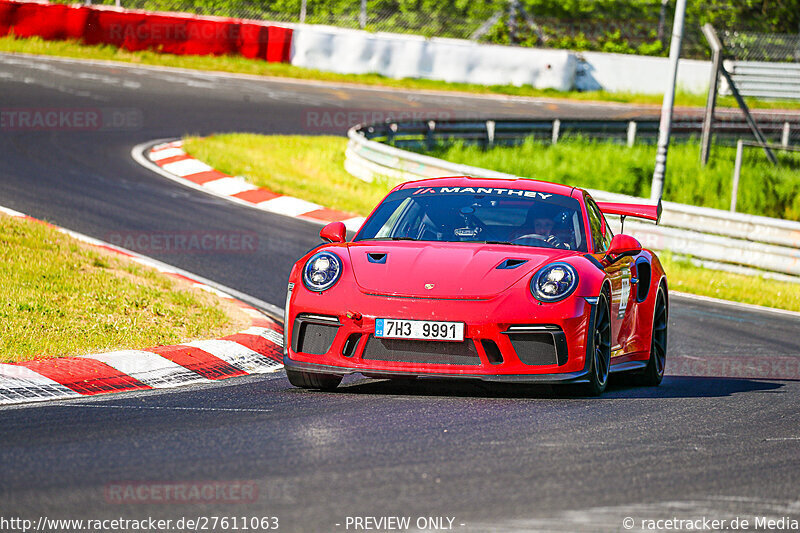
[530,262,579,302]
[302,251,342,292]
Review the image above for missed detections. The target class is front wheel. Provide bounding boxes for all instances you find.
[286,368,342,391]
[582,291,611,396]
[638,286,668,386]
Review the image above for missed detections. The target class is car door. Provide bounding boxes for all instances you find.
[585,196,634,356]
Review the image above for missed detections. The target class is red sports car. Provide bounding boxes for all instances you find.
[283,177,667,395]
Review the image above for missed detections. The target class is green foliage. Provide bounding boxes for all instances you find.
[636,39,664,56]
[684,0,800,35]
[63,0,798,58]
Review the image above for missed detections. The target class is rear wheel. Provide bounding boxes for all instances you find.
[286,368,342,391]
[582,291,611,396]
[638,286,668,386]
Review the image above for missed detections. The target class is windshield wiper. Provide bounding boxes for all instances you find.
[362,237,419,241]
[469,240,521,246]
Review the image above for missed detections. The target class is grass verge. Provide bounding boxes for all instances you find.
[0,213,250,363]
[661,252,800,312]
[418,137,800,221]
[183,133,389,216]
[183,133,800,312]
[2,35,800,110]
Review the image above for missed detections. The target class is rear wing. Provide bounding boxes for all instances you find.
[596,201,662,224]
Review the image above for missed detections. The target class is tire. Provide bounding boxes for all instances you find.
[582,291,611,396]
[286,368,342,391]
[638,286,668,386]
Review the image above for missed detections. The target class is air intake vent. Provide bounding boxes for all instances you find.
[497,258,528,269]
[292,314,340,355]
[480,340,504,365]
[508,333,559,366]
[342,333,362,357]
[362,337,480,366]
[367,253,387,264]
[503,326,568,366]
[635,259,651,302]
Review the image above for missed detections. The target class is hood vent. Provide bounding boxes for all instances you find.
[367,252,387,264]
[496,258,528,270]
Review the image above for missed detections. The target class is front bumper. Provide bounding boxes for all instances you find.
[285,288,597,384]
[284,357,592,384]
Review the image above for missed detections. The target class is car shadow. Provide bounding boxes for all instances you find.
[334,374,785,399]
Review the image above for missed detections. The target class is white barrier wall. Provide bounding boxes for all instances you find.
[290,25,577,91]
[289,24,713,95]
[575,51,712,94]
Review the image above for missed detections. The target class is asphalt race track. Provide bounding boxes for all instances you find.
[1,54,799,532]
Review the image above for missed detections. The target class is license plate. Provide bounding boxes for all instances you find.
[375,319,464,341]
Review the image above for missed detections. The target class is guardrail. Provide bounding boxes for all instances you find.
[358,116,800,150]
[722,61,800,101]
[345,119,800,282]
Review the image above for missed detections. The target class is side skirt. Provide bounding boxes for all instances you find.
[609,360,648,373]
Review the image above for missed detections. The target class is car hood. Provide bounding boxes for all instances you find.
[347,242,575,299]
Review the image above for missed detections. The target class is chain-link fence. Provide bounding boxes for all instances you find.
[61,0,689,55]
[721,30,800,62]
[54,0,800,60]
[71,0,505,39]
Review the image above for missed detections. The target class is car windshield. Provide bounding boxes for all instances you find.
[355,185,587,252]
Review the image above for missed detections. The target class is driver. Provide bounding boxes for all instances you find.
[511,205,558,240]
[510,206,571,249]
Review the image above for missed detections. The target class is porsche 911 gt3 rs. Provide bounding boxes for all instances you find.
[283,176,668,395]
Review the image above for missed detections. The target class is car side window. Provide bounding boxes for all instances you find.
[585,198,608,253]
[603,218,614,250]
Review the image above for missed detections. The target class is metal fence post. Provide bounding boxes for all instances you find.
[783,122,791,147]
[425,120,437,151]
[718,66,778,164]
[485,120,496,149]
[386,122,397,145]
[508,0,519,44]
[300,0,307,23]
[627,121,637,147]
[700,24,722,166]
[359,0,367,29]
[656,0,669,43]
[731,139,744,212]
[651,0,687,203]
[551,119,560,145]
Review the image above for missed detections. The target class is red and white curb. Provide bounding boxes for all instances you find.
[0,205,284,406]
[141,140,365,232]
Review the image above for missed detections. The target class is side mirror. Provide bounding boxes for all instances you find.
[320,221,346,243]
[605,234,641,263]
